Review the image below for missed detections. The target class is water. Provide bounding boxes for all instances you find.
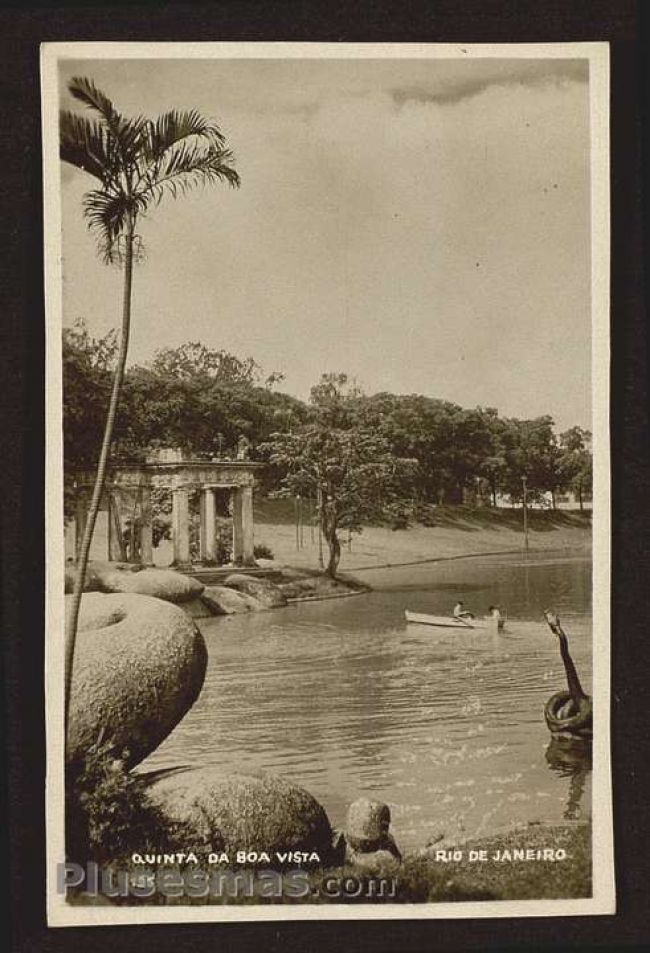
[140,551,592,850]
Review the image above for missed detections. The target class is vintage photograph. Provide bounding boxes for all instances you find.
[42,42,613,924]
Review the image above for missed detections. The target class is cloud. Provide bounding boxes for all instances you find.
[389,58,588,105]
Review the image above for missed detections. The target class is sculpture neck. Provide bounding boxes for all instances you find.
[559,633,586,700]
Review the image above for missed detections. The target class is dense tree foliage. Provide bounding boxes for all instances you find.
[558,426,593,511]
[261,375,418,575]
[63,324,308,509]
[63,330,593,552]
[114,350,306,469]
[63,321,118,516]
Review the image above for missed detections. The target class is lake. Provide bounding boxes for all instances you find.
[139,551,592,850]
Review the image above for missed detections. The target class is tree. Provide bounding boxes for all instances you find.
[264,426,414,576]
[62,320,118,518]
[61,76,240,733]
[499,416,560,505]
[147,342,262,386]
[558,427,593,511]
[262,374,417,577]
[115,343,303,464]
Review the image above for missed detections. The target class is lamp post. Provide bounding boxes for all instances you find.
[295,494,300,551]
[522,474,529,555]
[316,485,324,569]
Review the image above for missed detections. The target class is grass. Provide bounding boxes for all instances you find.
[67,822,590,907]
[398,823,592,902]
[251,500,591,575]
[254,497,592,532]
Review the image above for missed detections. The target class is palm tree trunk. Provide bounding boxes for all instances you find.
[64,221,135,741]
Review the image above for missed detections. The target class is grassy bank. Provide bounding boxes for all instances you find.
[253,502,592,574]
[73,499,590,569]
[299,823,591,904]
[67,821,590,907]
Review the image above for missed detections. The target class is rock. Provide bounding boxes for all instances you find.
[181,597,215,620]
[345,846,401,874]
[64,560,137,594]
[277,576,339,599]
[148,767,333,865]
[223,574,287,608]
[67,593,207,770]
[345,798,400,857]
[94,566,205,604]
[276,582,303,600]
[200,585,265,615]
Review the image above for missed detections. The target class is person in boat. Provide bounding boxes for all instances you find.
[487,604,505,631]
[453,600,474,620]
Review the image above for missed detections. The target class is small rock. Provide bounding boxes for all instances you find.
[346,846,401,874]
[345,798,392,850]
[64,560,137,594]
[95,567,204,604]
[200,585,265,615]
[181,597,215,620]
[223,574,287,608]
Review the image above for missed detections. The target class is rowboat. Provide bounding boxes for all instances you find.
[405,610,503,631]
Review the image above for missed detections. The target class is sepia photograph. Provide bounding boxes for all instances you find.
[41,42,613,925]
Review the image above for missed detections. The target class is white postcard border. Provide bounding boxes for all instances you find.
[42,40,613,926]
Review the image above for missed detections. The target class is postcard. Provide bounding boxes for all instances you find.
[42,41,613,925]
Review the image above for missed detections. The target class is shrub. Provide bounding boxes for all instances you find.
[253,543,274,560]
[66,741,182,866]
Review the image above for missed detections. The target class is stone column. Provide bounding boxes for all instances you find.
[232,488,244,564]
[108,489,127,561]
[140,484,153,566]
[74,487,89,562]
[172,485,191,566]
[199,487,216,562]
[241,485,255,564]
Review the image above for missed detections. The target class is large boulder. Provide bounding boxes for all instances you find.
[200,586,265,615]
[223,574,287,608]
[94,566,204,604]
[64,560,137,594]
[148,767,333,866]
[67,592,207,770]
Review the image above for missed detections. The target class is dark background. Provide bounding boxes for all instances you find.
[1,2,648,951]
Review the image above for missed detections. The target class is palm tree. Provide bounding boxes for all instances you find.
[61,77,240,737]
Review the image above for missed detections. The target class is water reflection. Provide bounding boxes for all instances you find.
[545,737,592,821]
[139,551,592,849]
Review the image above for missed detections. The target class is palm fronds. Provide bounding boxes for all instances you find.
[82,190,139,263]
[61,76,240,258]
[147,108,227,158]
[142,141,240,204]
[59,111,113,183]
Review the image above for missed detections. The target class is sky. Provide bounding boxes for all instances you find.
[58,54,592,432]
